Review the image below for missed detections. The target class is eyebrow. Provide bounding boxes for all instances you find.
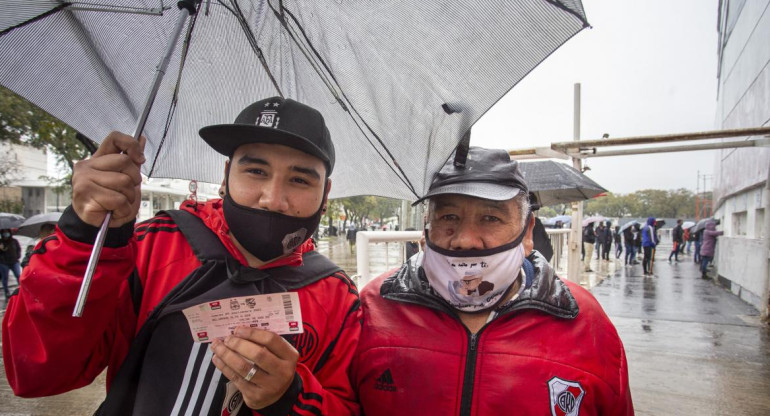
[236,154,321,180]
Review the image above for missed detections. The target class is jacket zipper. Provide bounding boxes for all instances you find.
[459,331,480,416]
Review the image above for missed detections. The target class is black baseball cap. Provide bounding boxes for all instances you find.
[413,147,528,205]
[200,97,335,174]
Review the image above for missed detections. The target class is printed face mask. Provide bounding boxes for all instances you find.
[421,228,526,313]
[222,167,324,262]
[1,232,10,239]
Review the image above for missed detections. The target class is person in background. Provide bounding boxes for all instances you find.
[641,217,658,276]
[601,221,612,261]
[594,222,606,260]
[699,220,723,279]
[622,224,636,267]
[346,224,358,254]
[0,228,22,299]
[693,229,703,264]
[668,219,683,262]
[582,222,596,272]
[352,146,633,415]
[613,225,623,259]
[683,226,692,255]
[634,223,643,263]
[21,223,57,269]
[528,193,554,263]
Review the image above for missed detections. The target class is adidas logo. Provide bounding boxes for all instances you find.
[374,369,397,392]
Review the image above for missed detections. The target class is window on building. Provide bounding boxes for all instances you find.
[756,208,765,239]
[732,211,747,236]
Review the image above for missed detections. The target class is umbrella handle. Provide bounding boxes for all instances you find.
[73,2,199,317]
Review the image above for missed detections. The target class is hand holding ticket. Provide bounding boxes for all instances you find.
[182,292,303,342]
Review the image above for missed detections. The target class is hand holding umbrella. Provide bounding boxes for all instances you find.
[71,133,146,228]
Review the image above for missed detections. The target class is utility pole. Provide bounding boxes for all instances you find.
[568,83,584,283]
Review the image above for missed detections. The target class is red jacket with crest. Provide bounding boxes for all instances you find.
[3,199,361,415]
[353,254,633,416]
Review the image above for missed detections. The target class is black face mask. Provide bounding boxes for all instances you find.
[222,168,325,262]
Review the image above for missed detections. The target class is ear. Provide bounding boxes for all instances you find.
[317,178,332,214]
[219,160,230,197]
[522,213,536,256]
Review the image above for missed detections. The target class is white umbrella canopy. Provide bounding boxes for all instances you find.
[0,0,588,201]
[0,213,25,230]
[682,221,696,230]
[582,215,607,227]
[16,212,63,238]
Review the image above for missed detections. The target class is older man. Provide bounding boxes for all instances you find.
[353,147,633,415]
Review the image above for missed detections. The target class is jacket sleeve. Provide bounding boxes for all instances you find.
[2,206,138,397]
[610,340,635,415]
[257,277,362,416]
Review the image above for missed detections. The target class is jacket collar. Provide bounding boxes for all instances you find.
[380,251,578,320]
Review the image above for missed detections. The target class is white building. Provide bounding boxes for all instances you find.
[1,143,219,221]
[713,0,770,318]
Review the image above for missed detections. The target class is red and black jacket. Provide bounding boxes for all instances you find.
[3,199,361,415]
[353,253,633,416]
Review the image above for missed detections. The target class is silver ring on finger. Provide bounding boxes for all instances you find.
[244,365,258,383]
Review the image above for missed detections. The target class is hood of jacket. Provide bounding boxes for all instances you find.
[705,220,717,231]
[646,217,656,226]
[379,250,578,320]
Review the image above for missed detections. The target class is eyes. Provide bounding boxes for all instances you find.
[437,213,503,224]
[242,167,314,186]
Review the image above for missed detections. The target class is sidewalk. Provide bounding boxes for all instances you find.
[590,251,770,415]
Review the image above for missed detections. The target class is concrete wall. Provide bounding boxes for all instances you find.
[714,0,770,316]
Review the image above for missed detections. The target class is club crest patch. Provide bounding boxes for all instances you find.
[258,110,278,128]
[548,376,584,416]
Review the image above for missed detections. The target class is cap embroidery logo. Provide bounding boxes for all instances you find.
[258,110,278,128]
[548,376,584,416]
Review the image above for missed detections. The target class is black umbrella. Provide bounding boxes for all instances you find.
[519,160,607,207]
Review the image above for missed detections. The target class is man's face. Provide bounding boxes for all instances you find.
[427,194,523,251]
[225,142,329,217]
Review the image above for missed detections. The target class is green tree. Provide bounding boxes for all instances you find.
[0,85,95,188]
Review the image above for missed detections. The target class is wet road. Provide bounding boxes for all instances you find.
[1,237,768,415]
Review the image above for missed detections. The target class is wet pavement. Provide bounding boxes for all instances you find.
[1,237,768,415]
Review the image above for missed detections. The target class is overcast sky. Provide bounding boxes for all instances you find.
[473,0,720,195]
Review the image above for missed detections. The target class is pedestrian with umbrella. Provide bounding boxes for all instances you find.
[3,98,363,414]
[16,212,62,268]
[0,227,23,298]
[641,217,659,276]
[621,221,639,266]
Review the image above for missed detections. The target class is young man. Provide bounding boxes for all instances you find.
[353,147,633,415]
[3,97,361,415]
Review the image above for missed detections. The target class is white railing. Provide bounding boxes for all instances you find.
[355,228,572,287]
[355,231,422,287]
[546,228,571,274]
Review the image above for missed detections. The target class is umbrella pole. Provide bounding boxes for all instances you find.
[73,1,199,317]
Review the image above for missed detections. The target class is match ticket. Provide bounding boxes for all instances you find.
[182,292,303,343]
